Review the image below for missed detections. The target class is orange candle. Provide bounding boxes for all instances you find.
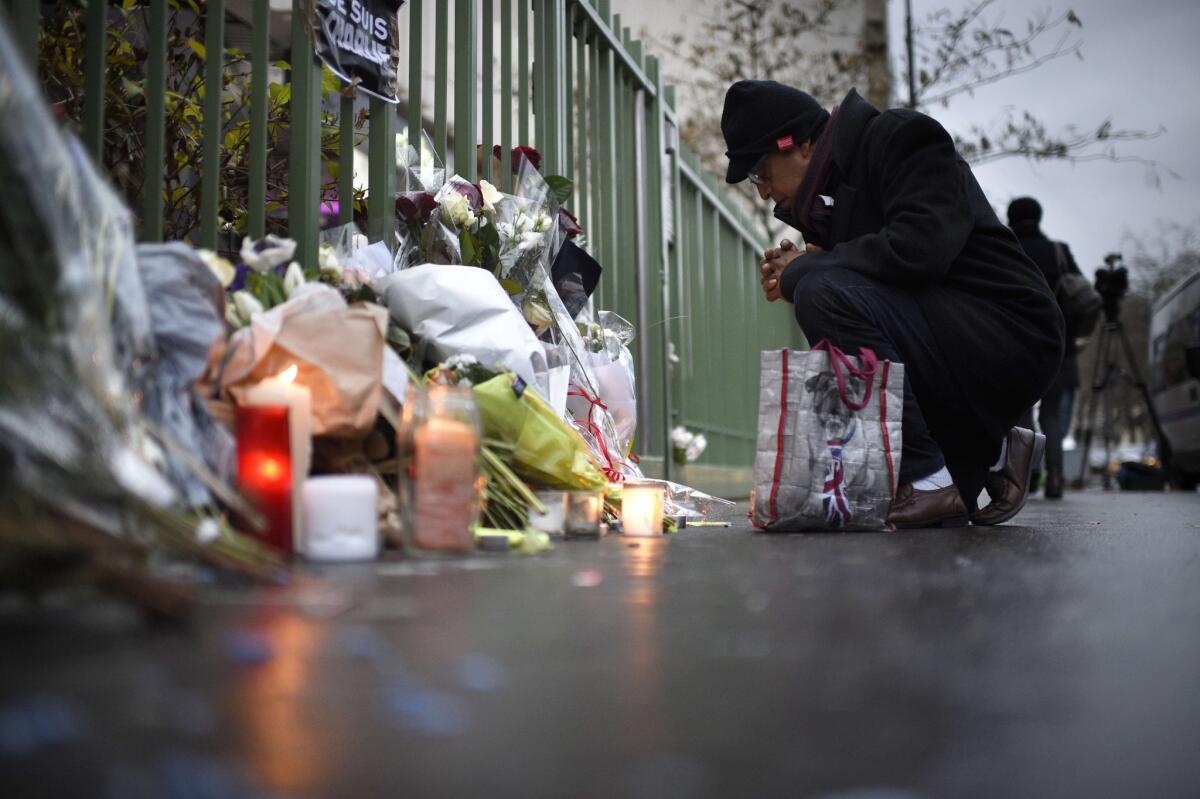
[412,417,480,552]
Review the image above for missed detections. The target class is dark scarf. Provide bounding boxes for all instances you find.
[791,104,840,248]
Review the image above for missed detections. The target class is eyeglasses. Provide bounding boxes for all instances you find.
[747,154,770,186]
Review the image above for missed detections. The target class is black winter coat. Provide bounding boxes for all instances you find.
[1010,219,1082,390]
[776,89,1065,433]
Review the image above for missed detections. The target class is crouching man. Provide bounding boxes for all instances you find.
[722,80,1063,527]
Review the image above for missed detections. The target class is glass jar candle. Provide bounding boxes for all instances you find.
[401,385,482,553]
[621,481,665,537]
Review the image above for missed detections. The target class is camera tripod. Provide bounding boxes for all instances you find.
[1074,260,1172,489]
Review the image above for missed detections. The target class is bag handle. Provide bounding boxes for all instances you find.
[812,340,878,411]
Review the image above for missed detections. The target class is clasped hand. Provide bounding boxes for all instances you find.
[759,239,822,302]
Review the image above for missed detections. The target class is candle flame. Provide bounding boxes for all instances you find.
[276,365,299,385]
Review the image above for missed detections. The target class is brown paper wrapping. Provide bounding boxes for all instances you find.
[220,295,389,439]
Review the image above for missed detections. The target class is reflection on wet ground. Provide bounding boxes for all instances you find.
[2,492,1200,797]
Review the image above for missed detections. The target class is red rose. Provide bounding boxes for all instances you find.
[492,144,543,173]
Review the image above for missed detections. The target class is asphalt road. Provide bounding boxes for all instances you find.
[3,490,1199,798]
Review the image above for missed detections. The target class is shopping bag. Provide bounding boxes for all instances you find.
[751,341,903,531]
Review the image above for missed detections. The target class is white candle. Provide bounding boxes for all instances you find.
[529,490,567,535]
[302,476,379,561]
[243,365,312,552]
[622,481,664,537]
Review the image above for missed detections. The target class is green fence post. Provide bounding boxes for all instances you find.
[408,0,423,162]
[82,0,107,165]
[481,0,494,184]
[289,0,320,267]
[199,0,226,249]
[369,99,396,246]
[575,15,588,242]
[140,0,168,242]
[532,0,544,157]
[500,0,513,191]
[517,0,529,146]
[433,0,449,163]
[4,0,39,73]
[453,0,477,180]
[339,95,356,226]
[247,0,269,239]
[596,0,617,305]
[646,56,671,467]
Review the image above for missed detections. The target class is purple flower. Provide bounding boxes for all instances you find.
[396,192,438,222]
[229,261,251,292]
[446,178,483,210]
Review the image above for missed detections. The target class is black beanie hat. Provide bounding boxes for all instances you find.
[1007,196,1042,225]
[721,80,830,184]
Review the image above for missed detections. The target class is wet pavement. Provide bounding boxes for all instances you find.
[2,490,1200,798]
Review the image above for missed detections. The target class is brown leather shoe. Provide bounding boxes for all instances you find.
[972,427,1046,526]
[887,483,970,529]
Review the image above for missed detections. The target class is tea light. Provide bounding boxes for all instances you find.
[621,481,665,536]
[235,404,293,553]
[412,417,479,552]
[302,476,379,562]
[564,490,603,538]
[243,365,312,551]
[529,490,567,536]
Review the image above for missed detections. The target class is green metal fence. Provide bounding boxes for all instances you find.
[5,0,802,488]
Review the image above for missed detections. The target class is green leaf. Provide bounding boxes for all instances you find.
[460,231,477,265]
[499,278,523,296]
[545,175,574,207]
[186,38,205,61]
[121,77,144,98]
[387,323,412,353]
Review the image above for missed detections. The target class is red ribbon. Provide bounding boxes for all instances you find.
[569,385,631,482]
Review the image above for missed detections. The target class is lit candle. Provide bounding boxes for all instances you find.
[235,404,294,553]
[412,417,479,552]
[621,481,665,536]
[243,365,311,552]
[302,476,379,562]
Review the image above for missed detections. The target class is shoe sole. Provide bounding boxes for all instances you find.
[891,513,972,530]
[974,433,1046,526]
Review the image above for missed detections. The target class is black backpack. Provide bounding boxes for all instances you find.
[1053,242,1102,336]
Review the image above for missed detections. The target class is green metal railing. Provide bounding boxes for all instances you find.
[6,0,803,485]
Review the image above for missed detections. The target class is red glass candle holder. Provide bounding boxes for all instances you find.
[235,404,294,554]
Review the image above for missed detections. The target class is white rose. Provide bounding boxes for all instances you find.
[283,261,306,297]
[686,434,708,462]
[518,230,544,252]
[240,234,297,273]
[317,242,341,273]
[671,426,695,449]
[198,249,236,288]
[230,290,264,326]
[440,192,475,229]
[532,213,552,233]
[479,179,503,213]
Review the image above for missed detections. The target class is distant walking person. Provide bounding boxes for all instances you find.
[722,81,1065,527]
[1008,197,1086,499]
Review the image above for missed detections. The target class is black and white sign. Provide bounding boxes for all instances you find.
[313,0,405,104]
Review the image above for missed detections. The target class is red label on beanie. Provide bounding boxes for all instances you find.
[776,136,795,151]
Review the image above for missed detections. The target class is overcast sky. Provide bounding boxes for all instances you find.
[890,0,1200,277]
[615,0,1200,278]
